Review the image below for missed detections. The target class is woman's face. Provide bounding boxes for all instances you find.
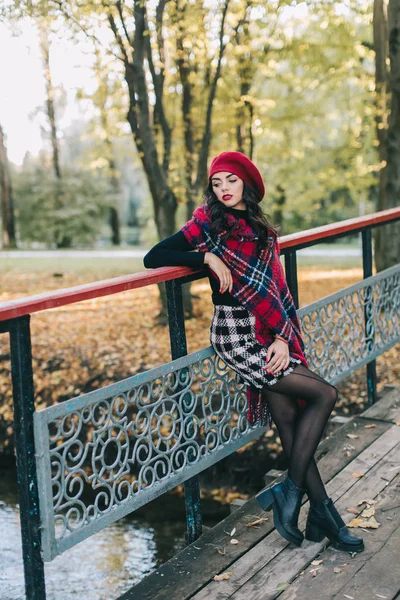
[210,171,246,210]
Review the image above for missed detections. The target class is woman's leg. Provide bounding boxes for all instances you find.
[260,364,338,491]
[262,388,329,502]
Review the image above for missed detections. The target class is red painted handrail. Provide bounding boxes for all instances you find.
[0,206,399,322]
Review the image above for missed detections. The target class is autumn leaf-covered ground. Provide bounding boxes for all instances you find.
[0,266,398,504]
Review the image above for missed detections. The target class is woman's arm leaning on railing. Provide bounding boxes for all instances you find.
[143,230,206,269]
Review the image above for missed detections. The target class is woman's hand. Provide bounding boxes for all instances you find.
[264,339,290,375]
[204,252,233,293]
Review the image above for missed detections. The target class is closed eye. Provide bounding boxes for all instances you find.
[213,179,237,187]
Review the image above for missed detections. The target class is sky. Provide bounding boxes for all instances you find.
[0,18,98,165]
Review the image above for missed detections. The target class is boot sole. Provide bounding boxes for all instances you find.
[305,524,365,553]
[256,487,303,547]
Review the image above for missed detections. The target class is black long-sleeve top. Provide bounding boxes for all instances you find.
[143,205,250,307]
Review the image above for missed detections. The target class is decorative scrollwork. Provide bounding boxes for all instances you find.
[35,351,253,558]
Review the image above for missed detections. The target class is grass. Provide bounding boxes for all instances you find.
[0,257,146,276]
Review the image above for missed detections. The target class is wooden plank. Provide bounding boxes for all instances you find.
[231,439,400,600]
[189,425,400,600]
[118,417,389,600]
[119,418,390,600]
[359,385,400,424]
[277,476,400,600]
[331,523,400,600]
[312,417,389,484]
[229,430,400,600]
[118,498,276,600]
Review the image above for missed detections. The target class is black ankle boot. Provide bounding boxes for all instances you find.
[305,497,365,552]
[256,474,307,547]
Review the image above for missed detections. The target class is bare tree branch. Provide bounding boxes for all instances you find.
[51,0,123,63]
[107,8,130,62]
[195,0,231,192]
[116,0,132,47]
[144,0,172,173]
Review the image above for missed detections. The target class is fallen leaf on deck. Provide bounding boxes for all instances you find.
[357,498,376,506]
[246,518,267,527]
[343,595,354,599]
[311,559,323,565]
[334,567,341,573]
[346,506,360,514]
[230,527,236,536]
[396,418,400,426]
[347,515,380,529]
[213,572,232,581]
[360,506,375,518]
[352,472,365,478]
[310,568,319,577]
[230,538,239,544]
[346,434,359,439]
[364,424,376,428]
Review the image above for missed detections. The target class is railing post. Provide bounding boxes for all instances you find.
[8,315,46,599]
[165,279,203,545]
[284,250,300,308]
[362,227,378,406]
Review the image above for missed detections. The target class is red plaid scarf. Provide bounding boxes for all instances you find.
[180,204,309,427]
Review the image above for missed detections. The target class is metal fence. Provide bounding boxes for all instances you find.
[0,206,399,599]
[34,263,400,563]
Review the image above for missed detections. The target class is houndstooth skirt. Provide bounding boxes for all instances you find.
[209,304,302,391]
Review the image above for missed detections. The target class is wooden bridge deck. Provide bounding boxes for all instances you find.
[121,384,400,600]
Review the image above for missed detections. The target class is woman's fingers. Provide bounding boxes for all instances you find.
[220,269,233,293]
[265,353,289,374]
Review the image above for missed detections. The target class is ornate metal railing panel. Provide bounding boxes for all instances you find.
[34,348,264,561]
[297,263,399,383]
[34,263,400,561]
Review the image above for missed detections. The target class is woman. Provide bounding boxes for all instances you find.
[143,151,364,553]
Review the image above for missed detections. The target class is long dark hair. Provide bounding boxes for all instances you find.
[203,179,279,254]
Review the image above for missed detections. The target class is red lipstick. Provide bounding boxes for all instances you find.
[222,195,233,201]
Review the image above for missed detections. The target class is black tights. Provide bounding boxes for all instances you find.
[261,364,339,502]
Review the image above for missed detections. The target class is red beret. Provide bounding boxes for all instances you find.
[208,151,265,202]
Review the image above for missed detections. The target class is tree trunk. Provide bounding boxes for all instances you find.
[108,0,230,322]
[40,26,71,248]
[234,1,255,157]
[374,0,400,270]
[94,50,121,246]
[40,30,62,181]
[105,154,121,246]
[173,0,231,318]
[0,125,17,248]
[109,2,187,321]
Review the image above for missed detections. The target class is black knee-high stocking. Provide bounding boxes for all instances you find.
[261,364,338,496]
